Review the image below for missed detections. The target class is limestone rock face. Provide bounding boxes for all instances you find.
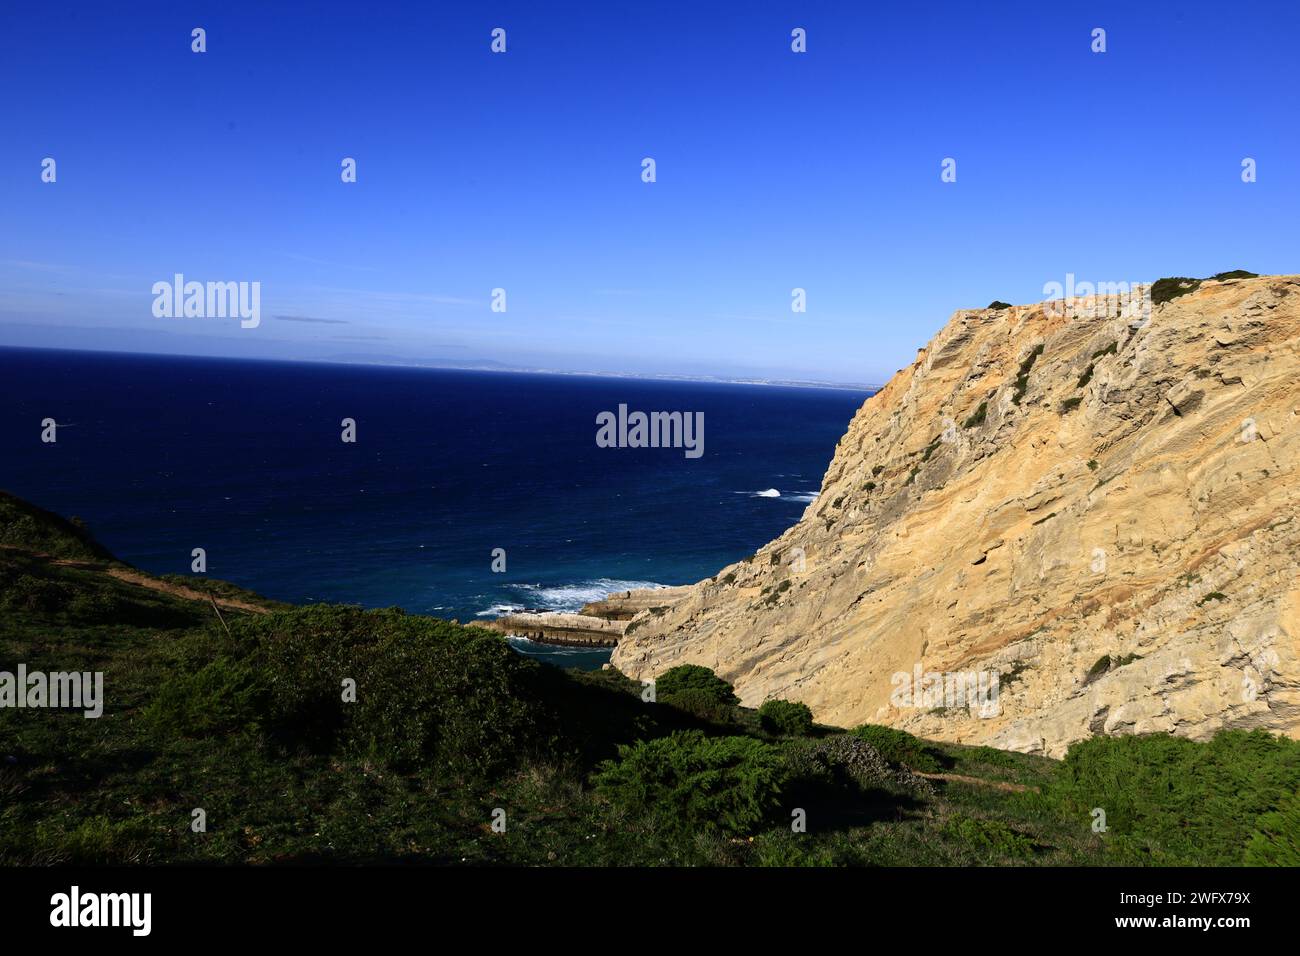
[611,275,1300,756]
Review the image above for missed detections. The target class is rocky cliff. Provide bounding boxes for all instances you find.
[612,274,1300,756]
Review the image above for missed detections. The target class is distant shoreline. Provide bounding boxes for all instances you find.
[0,343,881,393]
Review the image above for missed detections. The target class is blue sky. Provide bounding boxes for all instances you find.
[1,0,1296,384]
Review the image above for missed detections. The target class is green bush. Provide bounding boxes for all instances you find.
[1046,730,1300,865]
[758,699,814,736]
[1210,269,1257,281]
[1150,276,1201,305]
[592,731,786,836]
[180,606,562,778]
[653,664,738,706]
[1244,791,1300,866]
[941,814,1035,859]
[661,688,732,723]
[850,724,944,773]
[963,402,987,428]
[987,301,1013,311]
[145,655,266,735]
[276,607,555,775]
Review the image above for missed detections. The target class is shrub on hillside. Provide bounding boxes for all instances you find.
[592,730,785,837]
[653,664,738,706]
[1150,276,1201,305]
[145,656,266,735]
[850,724,945,773]
[155,606,561,778]
[1046,730,1300,865]
[661,688,732,723]
[758,699,814,736]
[1244,791,1300,866]
[941,814,1035,859]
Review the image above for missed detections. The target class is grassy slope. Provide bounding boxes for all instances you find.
[1,494,1295,866]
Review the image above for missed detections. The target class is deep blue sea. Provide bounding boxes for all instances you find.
[0,347,868,667]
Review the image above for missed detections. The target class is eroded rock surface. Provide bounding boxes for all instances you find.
[612,275,1300,756]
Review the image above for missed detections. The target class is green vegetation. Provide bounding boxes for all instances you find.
[0,491,116,562]
[1150,276,1201,305]
[1091,342,1118,360]
[3,493,1296,867]
[863,481,876,492]
[758,699,814,736]
[1087,459,1098,471]
[593,731,785,837]
[1046,731,1300,865]
[987,301,1013,310]
[1060,396,1083,414]
[872,465,885,476]
[1210,269,1258,281]
[941,814,1036,859]
[1076,364,1094,388]
[1245,791,1300,865]
[654,664,739,705]
[963,402,987,428]
[1011,345,1044,405]
[851,725,946,773]
[1197,591,1228,606]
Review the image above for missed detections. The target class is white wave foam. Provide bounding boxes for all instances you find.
[782,492,819,502]
[478,578,668,617]
[475,603,526,617]
[754,488,781,498]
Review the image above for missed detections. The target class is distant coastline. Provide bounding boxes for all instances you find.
[0,343,880,393]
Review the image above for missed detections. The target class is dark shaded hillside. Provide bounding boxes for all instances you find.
[0,491,117,562]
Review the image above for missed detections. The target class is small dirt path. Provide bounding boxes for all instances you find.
[2,545,270,615]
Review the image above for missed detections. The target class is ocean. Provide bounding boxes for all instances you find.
[0,347,868,667]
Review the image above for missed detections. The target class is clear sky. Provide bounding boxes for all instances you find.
[2,0,1297,384]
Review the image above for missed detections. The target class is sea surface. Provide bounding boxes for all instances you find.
[0,347,869,667]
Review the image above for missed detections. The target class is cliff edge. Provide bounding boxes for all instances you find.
[612,274,1300,756]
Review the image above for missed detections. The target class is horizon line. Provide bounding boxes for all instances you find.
[0,343,881,393]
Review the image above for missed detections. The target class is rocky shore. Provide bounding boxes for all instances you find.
[479,585,692,646]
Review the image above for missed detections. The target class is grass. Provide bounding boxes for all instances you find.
[3,491,1297,868]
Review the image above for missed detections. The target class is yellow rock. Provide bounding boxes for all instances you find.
[612,275,1300,756]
